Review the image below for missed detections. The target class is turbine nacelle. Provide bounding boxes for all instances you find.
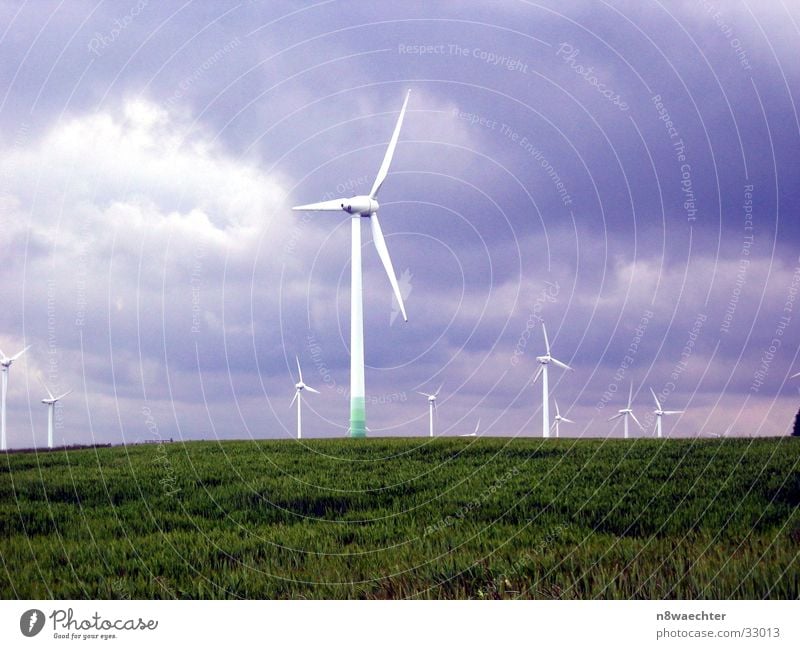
[0,344,31,369]
[342,196,379,216]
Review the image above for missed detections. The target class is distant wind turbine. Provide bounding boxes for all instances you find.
[552,399,574,438]
[650,388,683,438]
[417,384,442,437]
[460,419,480,437]
[703,424,733,439]
[40,380,71,449]
[533,323,572,438]
[292,90,412,438]
[290,356,319,439]
[608,383,643,439]
[1,345,31,451]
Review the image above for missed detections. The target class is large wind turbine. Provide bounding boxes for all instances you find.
[417,384,442,438]
[1,345,31,451]
[608,382,643,439]
[293,91,411,438]
[533,323,572,438]
[290,356,319,439]
[552,399,574,438]
[650,388,683,439]
[40,381,71,449]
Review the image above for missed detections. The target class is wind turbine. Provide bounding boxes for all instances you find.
[650,387,683,438]
[40,380,71,449]
[608,382,643,439]
[703,423,733,439]
[533,323,572,438]
[460,419,480,437]
[551,399,574,438]
[290,356,319,439]
[1,345,31,451]
[292,90,412,438]
[417,384,442,438]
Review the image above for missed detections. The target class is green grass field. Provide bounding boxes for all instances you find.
[1,437,798,599]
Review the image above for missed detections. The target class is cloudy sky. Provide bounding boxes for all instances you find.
[1,0,799,446]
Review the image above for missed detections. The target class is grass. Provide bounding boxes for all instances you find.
[1,437,799,599]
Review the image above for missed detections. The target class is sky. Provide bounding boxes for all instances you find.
[1,0,799,446]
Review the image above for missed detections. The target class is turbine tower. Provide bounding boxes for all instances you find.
[417,384,442,437]
[292,91,411,438]
[608,382,643,439]
[0,345,30,451]
[290,356,319,439]
[40,381,71,449]
[552,399,574,438]
[533,323,572,438]
[650,387,683,439]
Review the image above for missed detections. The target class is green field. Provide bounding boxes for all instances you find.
[1,437,798,599]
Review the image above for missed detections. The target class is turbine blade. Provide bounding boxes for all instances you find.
[649,387,662,410]
[562,417,575,424]
[434,383,443,397]
[663,410,683,415]
[542,322,550,355]
[54,390,72,401]
[291,198,347,212]
[608,413,624,421]
[792,371,800,379]
[38,377,55,400]
[290,391,298,407]
[628,382,633,408]
[554,399,560,417]
[532,366,543,384]
[550,357,572,371]
[369,213,407,322]
[369,90,411,199]
[474,419,480,434]
[629,412,644,430]
[416,391,432,398]
[296,356,303,383]
[10,345,31,361]
[305,386,320,395]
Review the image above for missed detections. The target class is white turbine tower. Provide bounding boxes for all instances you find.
[292,91,411,438]
[460,419,480,437]
[650,387,683,439]
[552,399,574,438]
[290,356,319,440]
[1,345,31,451]
[533,323,572,438]
[608,383,643,439]
[417,384,442,438]
[40,381,71,449]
